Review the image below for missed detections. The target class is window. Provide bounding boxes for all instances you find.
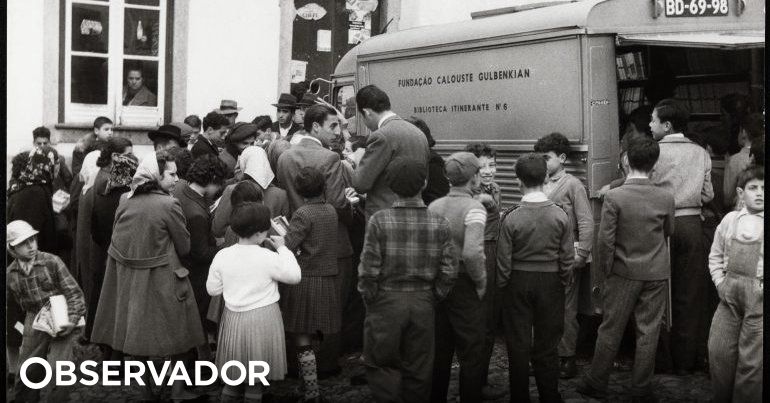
[64,0,167,126]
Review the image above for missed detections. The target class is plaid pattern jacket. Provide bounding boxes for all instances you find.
[358,198,458,303]
[7,251,86,324]
[285,199,339,276]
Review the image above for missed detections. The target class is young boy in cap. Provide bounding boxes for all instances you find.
[6,220,86,402]
[706,166,763,403]
[497,153,574,403]
[576,135,675,401]
[534,132,593,378]
[428,151,488,403]
[359,157,458,403]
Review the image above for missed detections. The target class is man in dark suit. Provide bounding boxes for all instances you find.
[191,111,230,159]
[353,85,431,217]
[277,104,356,377]
[271,93,301,141]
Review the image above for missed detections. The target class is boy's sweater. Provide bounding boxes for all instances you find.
[597,178,675,281]
[7,251,86,324]
[650,134,714,216]
[544,169,593,258]
[429,188,488,295]
[496,192,575,288]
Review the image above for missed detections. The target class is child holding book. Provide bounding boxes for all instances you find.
[707,166,763,403]
[207,203,301,403]
[576,135,675,401]
[6,220,86,403]
[282,166,341,402]
[534,132,594,379]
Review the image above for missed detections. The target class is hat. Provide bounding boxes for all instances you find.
[148,124,187,147]
[215,100,242,115]
[297,93,319,107]
[445,152,481,185]
[386,157,427,197]
[272,93,298,109]
[228,122,259,143]
[169,122,196,144]
[7,220,39,247]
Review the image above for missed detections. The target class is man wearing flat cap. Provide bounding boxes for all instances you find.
[271,93,301,140]
[219,122,258,178]
[428,151,488,403]
[214,99,242,126]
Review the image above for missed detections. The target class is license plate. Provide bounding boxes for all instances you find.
[665,0,729,17]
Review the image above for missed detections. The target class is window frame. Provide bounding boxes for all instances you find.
[62,0,169,126]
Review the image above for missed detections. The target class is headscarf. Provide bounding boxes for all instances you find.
[8,147,56,194]
[236,145,275,189]
[127,152,162,198]
[104,154,139,195]
[80,150,101,195]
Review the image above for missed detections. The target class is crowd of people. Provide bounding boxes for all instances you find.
[6,84,764,403]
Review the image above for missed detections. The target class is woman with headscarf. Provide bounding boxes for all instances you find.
[76,137,133,326]
[91,150,203,401]
[212,145,290,240]
[7,146,59,255]
[85,143,138,341]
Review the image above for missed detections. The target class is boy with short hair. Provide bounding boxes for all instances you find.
[465,142,506,399]
[72,117,113,177]
[576,135,675,401]
[497,153,574,403]
[359,157,458,402]
[534,132,594,378]
[707,166,763,403]
[6,220,86,403]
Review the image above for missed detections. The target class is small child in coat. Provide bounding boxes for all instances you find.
[207,203,301,403]
[496,153,575,403]
[576,135,675,401]
[282,166,341,403]
[6,220,86,403]
[706,166,763,403]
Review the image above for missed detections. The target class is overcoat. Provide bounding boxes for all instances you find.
[91,190,205,356]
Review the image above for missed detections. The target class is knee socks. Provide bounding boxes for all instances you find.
[297,345,320,400]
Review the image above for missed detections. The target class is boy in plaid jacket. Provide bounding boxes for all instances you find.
[7,220,86,403]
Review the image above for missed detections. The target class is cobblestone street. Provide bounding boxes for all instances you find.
[12,338,712,402]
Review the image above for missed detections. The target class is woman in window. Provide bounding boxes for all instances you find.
[122,66,157,107]
[91,151,203,401]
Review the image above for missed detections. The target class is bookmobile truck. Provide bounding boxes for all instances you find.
[328,0,764,312]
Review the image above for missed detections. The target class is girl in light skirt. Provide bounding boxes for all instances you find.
[207,202,301,402]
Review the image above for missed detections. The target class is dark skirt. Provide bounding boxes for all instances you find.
[280,275,341,335]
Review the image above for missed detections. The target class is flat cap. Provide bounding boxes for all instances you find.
[444,152,481,185]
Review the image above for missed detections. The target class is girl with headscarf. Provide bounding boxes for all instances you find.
[85,145,138,341]
[91,150,204,401]
[75,137,133,332]
[212,145,290,239]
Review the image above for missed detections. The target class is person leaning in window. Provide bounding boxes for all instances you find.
[122,66,157,107]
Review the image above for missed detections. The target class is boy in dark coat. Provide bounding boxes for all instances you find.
[576,135,675,401]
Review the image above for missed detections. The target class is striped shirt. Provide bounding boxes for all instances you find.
[7,251,86,325]
[358,197,458,303]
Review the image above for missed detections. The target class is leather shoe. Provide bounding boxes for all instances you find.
[481,384,507,400]
[559,356,577,379]
[575,378,607,399]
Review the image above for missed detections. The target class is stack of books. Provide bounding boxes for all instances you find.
[616,51,647,81]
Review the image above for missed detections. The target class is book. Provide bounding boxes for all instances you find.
[616,56,626,80]
[270,216,290,237]
[633,51,646,79]
[623,52,638,79]
[32,295,85,337]
[52,190,70,214]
